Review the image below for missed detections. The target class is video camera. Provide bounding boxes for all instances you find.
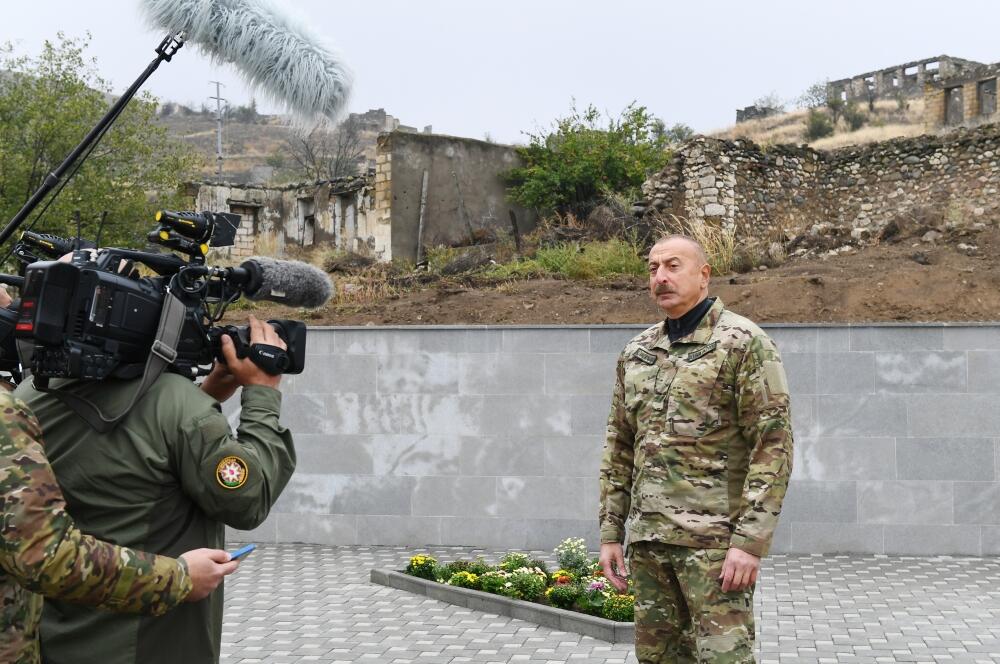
[10,209,326,385]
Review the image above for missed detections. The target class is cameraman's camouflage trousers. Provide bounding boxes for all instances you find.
[628,542,755,664]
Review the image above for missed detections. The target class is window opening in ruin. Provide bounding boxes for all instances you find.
[298,197,316,246]
[840,90,847,101]
[945,86,964,125]
[904,66,918,76]
[978,79,997,116]
[926,61,940,81]
[891,75,899,87]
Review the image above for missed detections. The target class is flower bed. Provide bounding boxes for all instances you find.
[369,538,636,642]
[403,539,634,622]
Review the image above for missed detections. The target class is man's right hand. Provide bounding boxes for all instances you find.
[218,316,287,389]
[180,548,240,602]
[599,542,629,593]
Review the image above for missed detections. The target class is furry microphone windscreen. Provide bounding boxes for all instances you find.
[140,0,353,123]
[243,256,333,309]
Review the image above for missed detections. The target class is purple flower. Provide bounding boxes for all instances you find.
[587,580,607,591]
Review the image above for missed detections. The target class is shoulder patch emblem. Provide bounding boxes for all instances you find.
[216,456,249,490]
[686,341,719,361]
[633,348,657,365]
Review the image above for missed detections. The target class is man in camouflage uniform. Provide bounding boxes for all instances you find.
[599,235,794,663]
[0,390,239,664]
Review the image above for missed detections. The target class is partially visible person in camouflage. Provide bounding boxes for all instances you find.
[0,389,240,664]
[598,234,794,664]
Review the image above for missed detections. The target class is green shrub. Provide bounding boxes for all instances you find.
[576,578,612,615]
[528,558,550,578]
[432,564,451,583]
[503,570,547,601]
[499,552,532,573]
[803,109,834,141]
[504,102,670,216]
[479,571,510,595]
[554,537,591,576]
[546,583,581,610]
[405,554,438,581]
[842,102,866,131]
[447,571,481,590]
[443,560,471,577]
[535,239,646,280]
[601,593,635,622]
[467,557,492,576]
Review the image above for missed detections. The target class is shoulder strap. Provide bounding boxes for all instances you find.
[35,292,187,433]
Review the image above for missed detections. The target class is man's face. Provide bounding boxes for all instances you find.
[648,239,710,318]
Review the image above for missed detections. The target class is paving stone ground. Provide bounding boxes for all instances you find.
[220,544,1000,663]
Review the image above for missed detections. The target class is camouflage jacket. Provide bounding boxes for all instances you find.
[599,298,794,557]
[0,392,192,664]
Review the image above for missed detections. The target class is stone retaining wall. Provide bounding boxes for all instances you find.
[226,324,1000,556]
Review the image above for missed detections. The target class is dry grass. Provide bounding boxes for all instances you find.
[329,263,399,307]
[710,109,810,146]
[650,215,739,275]
[710,97,927,150]
[810,122,926,150]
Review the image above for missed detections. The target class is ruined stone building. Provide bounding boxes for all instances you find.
[187,131,536,262]
[826,55,984,104]
[735,104,781,124]
[923,61,1000,129]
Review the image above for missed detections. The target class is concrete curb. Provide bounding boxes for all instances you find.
[370,569,635,643]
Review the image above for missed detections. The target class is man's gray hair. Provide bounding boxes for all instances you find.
[651,234,708,266]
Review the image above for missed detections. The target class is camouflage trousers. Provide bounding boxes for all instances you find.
[629,542,755,664]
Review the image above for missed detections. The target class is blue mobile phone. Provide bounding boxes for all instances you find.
[228,543,256,561]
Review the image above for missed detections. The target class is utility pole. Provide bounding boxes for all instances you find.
[209,81,227,179]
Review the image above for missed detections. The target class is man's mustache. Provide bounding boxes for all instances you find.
[654,285,675,295]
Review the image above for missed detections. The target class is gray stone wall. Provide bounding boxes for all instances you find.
[228,324,1000,556]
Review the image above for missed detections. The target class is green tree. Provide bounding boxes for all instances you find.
[652,119,694,145]
[504,102,669,216]
[797,80,830,109]
[0,34,197,250]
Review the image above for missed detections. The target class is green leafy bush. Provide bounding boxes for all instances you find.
[504,102,670,216]
[405,554,438,581]
[478,570,511,594]
[546,583,581,610]
[467,557,492,576]
[803,109,834,141]
[842,102,866,131]
[601,593,635,622]
[503,569,547,601]
[576,578,612,615]
[528,558,550,577]
[447,571,481,590]
[535,239,646,280]
[499,552,532,572]
[554,537,590,576]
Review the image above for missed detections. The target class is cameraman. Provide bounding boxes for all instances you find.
[13,316,296,664]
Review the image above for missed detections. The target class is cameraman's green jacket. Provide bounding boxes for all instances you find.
[14,374,296,664]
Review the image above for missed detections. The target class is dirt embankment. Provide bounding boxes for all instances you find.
[230,226,1000,327]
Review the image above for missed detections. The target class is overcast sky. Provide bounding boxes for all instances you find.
[4,0,1000,144]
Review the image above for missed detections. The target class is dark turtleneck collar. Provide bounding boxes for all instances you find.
[665,296,715,342]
